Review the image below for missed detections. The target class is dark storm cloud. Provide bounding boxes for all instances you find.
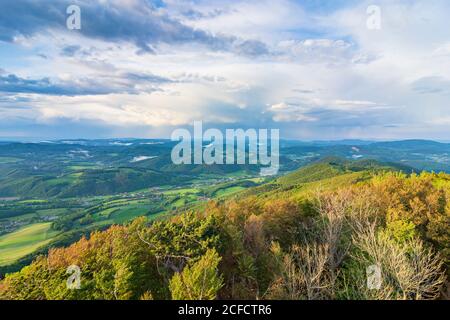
[122,72,172,84]
[0,74,69,95]
[0,0,269,56]
[0,71,172,96]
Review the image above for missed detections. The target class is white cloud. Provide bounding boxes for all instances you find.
[1,0,450,139]
[277,39,355,64]
[269,102,317,122]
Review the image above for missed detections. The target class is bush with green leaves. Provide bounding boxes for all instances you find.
[169,249,223,300]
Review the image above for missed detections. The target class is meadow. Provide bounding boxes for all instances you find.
[0,223,59,266]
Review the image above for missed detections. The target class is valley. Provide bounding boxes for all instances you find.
[0,138,449,278]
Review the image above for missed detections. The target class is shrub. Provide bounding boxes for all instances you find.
[169,249,223,300]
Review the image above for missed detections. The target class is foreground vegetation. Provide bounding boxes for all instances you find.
[1,163,448,300]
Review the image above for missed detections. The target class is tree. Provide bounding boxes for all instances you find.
[266,242,330,300]
[169,249,223,300]
[349,221,446,300]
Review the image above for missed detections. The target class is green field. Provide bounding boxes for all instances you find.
[0,223,59,266]
[0,157,23,164]
[162,187,199,195]
[110,206,149,224]
[213,186,247,198]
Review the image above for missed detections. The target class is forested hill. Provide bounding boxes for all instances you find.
[1,160,448,300]
[1,138,450,199]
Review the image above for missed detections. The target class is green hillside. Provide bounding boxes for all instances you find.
[239,158,413,203]
[0,167,176,198]
[277,157,413,186]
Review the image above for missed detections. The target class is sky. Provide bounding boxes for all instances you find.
[0,0,449,140]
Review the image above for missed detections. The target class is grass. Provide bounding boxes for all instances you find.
[163,188,199,196]
[110,206,149,224]
[2,208,72,223]
[247,177,266,183]
[0,157,23,164]
[46,176,77,186]
[94,207,118,220]
[0,223,59,266]
[18,199,48,204]
[277,162,343,186]
[68,165,98,171]
[36,208,70,216]
[213,186,247,198]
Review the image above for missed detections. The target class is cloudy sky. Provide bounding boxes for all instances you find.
[0,0,449,140]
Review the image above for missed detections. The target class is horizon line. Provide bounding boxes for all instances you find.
[1,137,450,144]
